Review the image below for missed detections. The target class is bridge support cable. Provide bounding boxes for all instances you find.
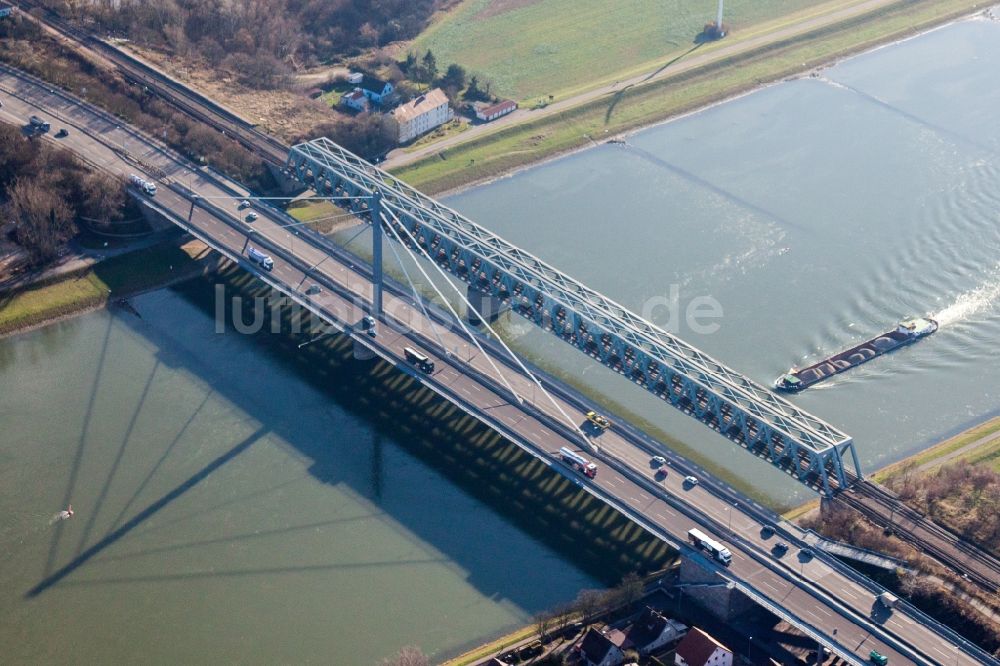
[379,208,526,408]
[384,206,593,452]
[285,138,861,492]
[380,212,452,356]
[372,190,384,317]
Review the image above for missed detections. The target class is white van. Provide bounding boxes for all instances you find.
[247,247,273,271]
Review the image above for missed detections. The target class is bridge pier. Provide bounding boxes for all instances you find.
[466,285,508,325]
[267,164,307,196]
[678,554,756,621]
[352,338,376,361]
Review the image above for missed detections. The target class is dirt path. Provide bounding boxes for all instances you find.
[383,0,931,169]
[917,428,1000,473]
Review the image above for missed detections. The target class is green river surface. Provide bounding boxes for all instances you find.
[4,11,1000,665]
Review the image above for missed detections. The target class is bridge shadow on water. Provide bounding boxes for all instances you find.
[29,265,674,613]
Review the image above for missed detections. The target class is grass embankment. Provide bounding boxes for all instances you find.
[177,265,677,585]
[441,625,537,666]
[415,0,830,102]
[395,0,982,194]
[874,416,1000,482]
[0,240,211,336]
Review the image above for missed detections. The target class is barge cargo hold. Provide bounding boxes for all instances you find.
[774,318,938,392]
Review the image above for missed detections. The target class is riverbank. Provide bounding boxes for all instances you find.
[390,0,983,196]
[873,415,1000,483]
[0,238,217,338]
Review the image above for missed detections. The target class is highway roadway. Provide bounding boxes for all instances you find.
[0,65,992,666]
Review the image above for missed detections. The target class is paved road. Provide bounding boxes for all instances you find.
[384,0,924,170]
[0,67,989,666]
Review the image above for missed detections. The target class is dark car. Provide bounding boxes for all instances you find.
[772,541,788,556]
[55,128,69,138]
[761,525,775,539]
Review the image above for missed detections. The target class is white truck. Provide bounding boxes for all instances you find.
[247,247,273,272]
[688,528,732,565]
[128,173,157,196]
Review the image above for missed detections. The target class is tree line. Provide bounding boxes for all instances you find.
[0,123,131,265]
[0,15,272,190]
[41,0,445,89]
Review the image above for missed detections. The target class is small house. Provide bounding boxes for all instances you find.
[341,89,370,112]
[346,72,364,85]
[579,627,626,666]
[358,75,394,104]
[0,4,15,18]
[475,99,517,122]
[626,607,687,654]
[674,627,732,666]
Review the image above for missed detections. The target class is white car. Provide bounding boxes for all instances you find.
[651,456,666,466]
[683,475,699,487]
[245,211,259,222]
[238,199,251,209]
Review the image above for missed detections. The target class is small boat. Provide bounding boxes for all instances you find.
[774,318,938,392]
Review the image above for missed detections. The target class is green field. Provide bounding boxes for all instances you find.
[396,0,981,194]
[413,0,828,101]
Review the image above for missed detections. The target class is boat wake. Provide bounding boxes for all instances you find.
[934,267,1000,327]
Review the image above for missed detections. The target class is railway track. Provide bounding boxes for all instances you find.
[838,480,1000,594]
[15,0,1000,604]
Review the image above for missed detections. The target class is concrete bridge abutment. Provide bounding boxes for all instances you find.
[678,554,756,621]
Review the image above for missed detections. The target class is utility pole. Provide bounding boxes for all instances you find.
[716,0,725,35]
[371,190,384,318]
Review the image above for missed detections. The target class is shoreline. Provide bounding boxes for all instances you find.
[873,414,1000,483]
[391,0,986,197]
[782,413,1000,520]
[0,239,223,340]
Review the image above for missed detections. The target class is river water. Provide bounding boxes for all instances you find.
[3,13,999,665]
[439,16,1000,505]
[0,291,595,665]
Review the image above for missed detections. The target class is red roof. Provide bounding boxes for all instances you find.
[675,627,730,666]
[479,100,517,116]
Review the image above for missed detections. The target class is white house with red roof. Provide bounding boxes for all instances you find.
[674,627,732,666]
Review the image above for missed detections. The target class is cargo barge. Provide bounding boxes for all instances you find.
[774,317,938,392]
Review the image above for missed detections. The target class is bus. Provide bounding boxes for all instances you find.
[688,528,732,566]
[403,346,434,374]
[559,446,597,479]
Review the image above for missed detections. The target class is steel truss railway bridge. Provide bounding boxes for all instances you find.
[286,137,861,497]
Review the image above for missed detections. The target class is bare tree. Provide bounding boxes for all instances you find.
[616,572,644,612]
[573,589,605,624]
[534,609,553,641]
[6,177,75,264]
[81,170,126,227]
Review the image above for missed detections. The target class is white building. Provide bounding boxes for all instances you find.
[474,99,517,122]
[579,627,626,666]
[390,88,453,144]
[674,628,732,666]
[341,89,369,112]
[626,607,687,654]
